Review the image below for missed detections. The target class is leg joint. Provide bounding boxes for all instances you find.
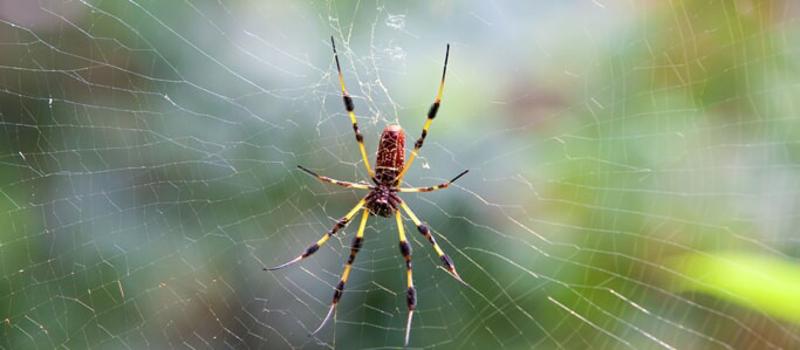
[333,281,345,303]
[427,102,440,119]
[352,237,364,250]
[406,287,417,310]
[343,95,354,112]
[441,254,455,270]
[399,241,412,257]
[302,244,320,257]
[334,218,348,231]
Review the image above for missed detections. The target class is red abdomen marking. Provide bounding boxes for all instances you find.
[375,124,405,184]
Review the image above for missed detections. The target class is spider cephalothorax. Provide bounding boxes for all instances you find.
[365,184,401,217]
[265,37,467,346]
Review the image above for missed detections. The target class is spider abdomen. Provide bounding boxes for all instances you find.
[374,124,405,185]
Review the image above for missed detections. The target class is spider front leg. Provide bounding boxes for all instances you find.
[331,37,374,178]
[264,198,366,270]
[399,200,466,285]
[396,43,450,183]
[395,210,417,346]
[297,165,372,190]
[312,208,370,335]
[397,169,468,193]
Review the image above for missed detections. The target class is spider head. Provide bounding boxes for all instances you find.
[366,185,399,218]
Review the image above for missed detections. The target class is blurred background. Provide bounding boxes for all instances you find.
[1,0,799,349]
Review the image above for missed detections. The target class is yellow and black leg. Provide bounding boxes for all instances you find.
[331,36,374,178]
[312,208,371,335]
[297,165,372,190]
[399,200,466,285]
[398,169,468,193]
[264,198,366,271]
[397,43,451,183]
[396,210,416,346]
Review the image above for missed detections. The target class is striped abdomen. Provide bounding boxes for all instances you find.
[375,124,405,185]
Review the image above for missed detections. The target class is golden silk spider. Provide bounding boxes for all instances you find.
[265,37,467,346]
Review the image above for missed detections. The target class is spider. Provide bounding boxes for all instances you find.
[265,37,468,346]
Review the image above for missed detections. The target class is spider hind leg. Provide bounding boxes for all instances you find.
[399,200,467,285]
[310,208,370,336]
[396,211,416,346]
[264,198,366,271]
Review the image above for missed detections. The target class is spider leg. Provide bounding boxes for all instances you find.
[312,208,370,335]
[398,200,467,285]
[395,210,417,346]
[397,169,468,193]
[297,165,372,190]
[396,43,450,183]
[264,198,366,271]
[330,36,374,178]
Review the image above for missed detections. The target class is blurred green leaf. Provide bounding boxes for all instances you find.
[671,252,800,323]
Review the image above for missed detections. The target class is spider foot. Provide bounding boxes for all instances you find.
[445,267,470,287]
[311,304,336,335]
[404,310,414,346]
[439,255,469,287]
[263,255,303,271]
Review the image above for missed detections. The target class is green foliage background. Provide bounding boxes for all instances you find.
[1,1,799,349]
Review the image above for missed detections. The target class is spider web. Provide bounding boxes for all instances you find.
[1,0,800,349]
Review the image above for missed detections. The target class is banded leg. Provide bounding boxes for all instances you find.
[331,36,374,178]
[297,165,372,190]
[396,211,417,346]
[312,208,370,334]
[398,200,466,285]
[398,169,469,193]
[396,43,451,183]
[264,198,366,271]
